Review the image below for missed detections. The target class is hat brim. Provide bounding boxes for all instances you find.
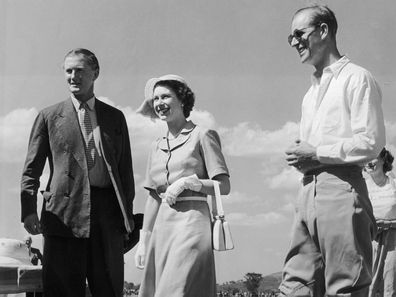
[136,74,188,119]
[0,256,33,267]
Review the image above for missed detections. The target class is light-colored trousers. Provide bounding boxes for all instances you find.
[279,166,376,297]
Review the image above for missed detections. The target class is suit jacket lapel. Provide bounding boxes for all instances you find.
[95,100,111,157]
[54,98,87,169]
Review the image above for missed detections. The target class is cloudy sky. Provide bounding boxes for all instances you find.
[1,0,396,284]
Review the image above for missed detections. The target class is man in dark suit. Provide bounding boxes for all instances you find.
[20,48,135,297]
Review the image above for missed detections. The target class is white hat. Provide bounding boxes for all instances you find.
[136,74,188,119]
[0,238,33,267]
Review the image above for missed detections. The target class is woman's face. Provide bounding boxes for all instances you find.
[152,85,185,122]
[364,157,385,176]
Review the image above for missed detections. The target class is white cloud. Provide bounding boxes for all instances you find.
[120,107,218,156]
[189,109,217,130]
[0,108,38,163]
[97,96,115,106]
[222,191,262,204]
[0,103,219,164]
[219,119,396,159]
[266,167,302,190]
[280,202,295,214]
[228,211,288,227]
[219,121,299,157]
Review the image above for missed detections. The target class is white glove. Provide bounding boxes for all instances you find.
[134,230,152,269]
[163,174,202,205]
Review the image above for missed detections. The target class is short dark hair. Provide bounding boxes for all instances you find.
[155,80,195,118]
[64,48,100,73]
[379,148,394,173]
[295,5,338,38]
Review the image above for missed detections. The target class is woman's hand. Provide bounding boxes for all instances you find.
[134,230,152,269]
[163,175,202,205]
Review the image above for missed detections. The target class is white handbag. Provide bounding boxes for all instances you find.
[211,181,234,251]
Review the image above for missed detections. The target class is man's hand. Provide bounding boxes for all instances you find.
[285,140,322,173]
[23,213,42,235]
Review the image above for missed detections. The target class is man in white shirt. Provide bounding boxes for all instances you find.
[280,5,386,297]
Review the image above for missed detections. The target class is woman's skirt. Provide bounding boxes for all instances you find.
[138,200,216,297]
[369,229,396,297]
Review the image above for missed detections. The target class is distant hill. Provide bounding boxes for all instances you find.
[259,271,282,291]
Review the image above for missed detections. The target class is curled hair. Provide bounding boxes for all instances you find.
[379,148,394,173]
[294,5,338,38]
[64,48,100,73]
[155,80,195,118]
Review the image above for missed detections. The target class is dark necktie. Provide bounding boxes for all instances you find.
[79,102,96,170]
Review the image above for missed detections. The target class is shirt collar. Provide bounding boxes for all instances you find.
[311,56,350,84]
[168,120,196,137]
[158,121,196,152]
[71,95,96,111]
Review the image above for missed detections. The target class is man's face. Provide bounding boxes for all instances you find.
[63,54,98,100]
[290,11,322,66]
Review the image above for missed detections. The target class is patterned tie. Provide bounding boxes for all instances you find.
[79,102,96,170]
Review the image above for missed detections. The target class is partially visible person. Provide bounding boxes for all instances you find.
[364,148,396,297]
[24,236,43,266]
[20,48,135,297]
[281,4,385,297]
[24,237,43,297]
[134,74,230,297]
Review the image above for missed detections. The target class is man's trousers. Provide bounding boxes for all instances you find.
[279,166,376,297]
[42,187,124,297]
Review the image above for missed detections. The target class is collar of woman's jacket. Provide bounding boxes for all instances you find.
[158,121,196,152]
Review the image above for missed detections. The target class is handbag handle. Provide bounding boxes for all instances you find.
[211,180,225,218]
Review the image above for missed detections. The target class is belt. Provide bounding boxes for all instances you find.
[302,165,362,186]
[376,219,396,231]
[305,165,362,176]
[161,196,207,204]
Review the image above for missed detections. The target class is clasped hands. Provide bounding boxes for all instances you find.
[285,140,321,174]
[160,174,203,205]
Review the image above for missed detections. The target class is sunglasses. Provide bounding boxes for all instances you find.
[288,24,320,46]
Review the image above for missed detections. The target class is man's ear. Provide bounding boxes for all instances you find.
[93,69,99,81]
[319,23,329,40]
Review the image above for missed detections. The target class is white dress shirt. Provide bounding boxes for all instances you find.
[300,56,386,165]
